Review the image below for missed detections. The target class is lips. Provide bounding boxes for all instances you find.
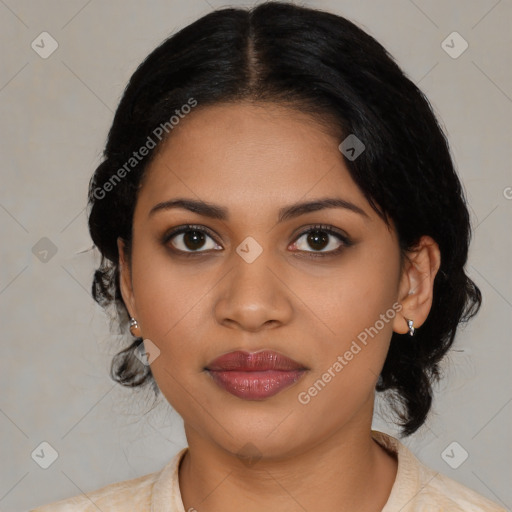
[205,350,308,400]
[206,350,306,371]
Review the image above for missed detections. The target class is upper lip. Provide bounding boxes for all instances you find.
[205,350,308,371]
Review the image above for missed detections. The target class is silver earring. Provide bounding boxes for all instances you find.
[129,317,139,337]
[405,318,415,336]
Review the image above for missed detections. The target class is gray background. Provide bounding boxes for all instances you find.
[0,1,511,510]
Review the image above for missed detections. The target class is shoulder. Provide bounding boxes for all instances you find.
[30,447,188,512]
[372,430,506,512]
[415,464,506,511]
[29,471,157,512]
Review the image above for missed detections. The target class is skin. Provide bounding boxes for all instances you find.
[118,101,441,512]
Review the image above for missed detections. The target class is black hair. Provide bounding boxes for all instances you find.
[87,1,481,436]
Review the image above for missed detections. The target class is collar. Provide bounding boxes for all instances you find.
[150,430,423,512]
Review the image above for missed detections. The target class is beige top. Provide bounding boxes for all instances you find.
[31,430,506,511]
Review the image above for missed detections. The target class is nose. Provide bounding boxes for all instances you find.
[213,249,293,332]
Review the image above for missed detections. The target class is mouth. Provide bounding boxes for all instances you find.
[204,350,308,400]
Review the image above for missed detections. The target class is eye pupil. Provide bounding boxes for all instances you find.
[184,230,206,250]
[308,230,329,251]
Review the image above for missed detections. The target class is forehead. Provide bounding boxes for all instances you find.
[135,102,368,219]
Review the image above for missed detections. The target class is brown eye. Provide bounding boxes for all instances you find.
[305,229,330,251]
[164,225,221,253]
[291,224,352,256]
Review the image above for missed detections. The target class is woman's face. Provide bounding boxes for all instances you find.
[119,102,408,458]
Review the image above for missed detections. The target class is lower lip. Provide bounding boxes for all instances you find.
[206,370,306,400]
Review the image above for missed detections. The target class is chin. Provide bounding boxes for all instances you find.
[206,410,310,460]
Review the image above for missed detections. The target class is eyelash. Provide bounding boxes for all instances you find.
[162,223,353,258]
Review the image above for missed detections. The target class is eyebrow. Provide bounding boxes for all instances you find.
[148,197,369,222]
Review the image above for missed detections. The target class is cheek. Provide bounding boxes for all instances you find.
[130,243,205,359]
[293,253,401,424]
[308,242,401,345]
[299,238,402,400]
[130,249,209,414]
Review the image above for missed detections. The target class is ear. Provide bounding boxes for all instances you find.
[393,235,441,335]
[117,237,137,318]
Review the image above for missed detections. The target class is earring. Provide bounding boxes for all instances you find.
[405,318,415,336]
[129,317,140,337]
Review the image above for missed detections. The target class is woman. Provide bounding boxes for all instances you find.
[32,2,506,511]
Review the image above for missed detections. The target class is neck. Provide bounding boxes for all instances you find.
[178,401,398,512]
